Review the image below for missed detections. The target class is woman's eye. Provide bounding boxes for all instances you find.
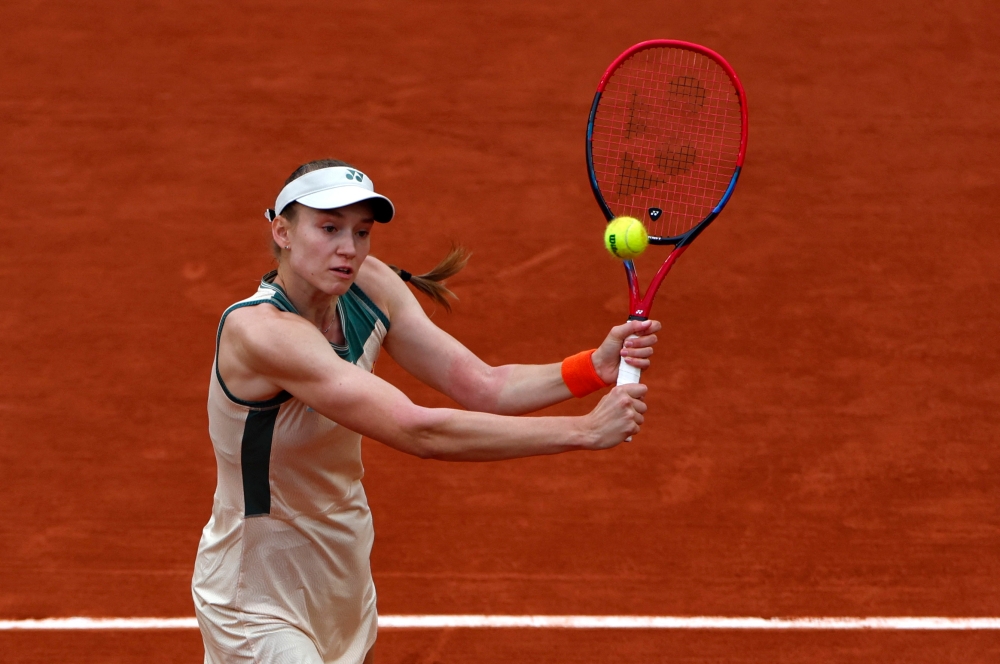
[323,226,337,233]
[357,230,370,238]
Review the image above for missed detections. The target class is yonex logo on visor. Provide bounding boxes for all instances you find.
[264,166,395,223]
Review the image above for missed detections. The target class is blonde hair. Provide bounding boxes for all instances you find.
[389,245,471,313]
[273,159,470,312]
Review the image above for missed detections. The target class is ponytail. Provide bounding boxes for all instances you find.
[389,245,470,312]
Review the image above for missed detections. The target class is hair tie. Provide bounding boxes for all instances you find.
[398,269,412,283]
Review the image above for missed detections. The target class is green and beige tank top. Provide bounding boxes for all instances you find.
[192,270,389,662]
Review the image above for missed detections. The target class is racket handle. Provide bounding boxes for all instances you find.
[616,334,642,385]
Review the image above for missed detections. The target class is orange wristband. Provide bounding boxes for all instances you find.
[561,349,608,398]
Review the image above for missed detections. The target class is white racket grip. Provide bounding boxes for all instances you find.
[616,334,642,385]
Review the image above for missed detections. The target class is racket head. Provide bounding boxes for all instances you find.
[587,40,748,244]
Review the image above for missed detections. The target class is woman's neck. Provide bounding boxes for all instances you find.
[273,264,345,343]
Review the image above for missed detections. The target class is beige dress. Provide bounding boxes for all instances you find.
[193,272,389,664]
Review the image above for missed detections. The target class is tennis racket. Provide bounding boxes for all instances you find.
[586,40,749,385]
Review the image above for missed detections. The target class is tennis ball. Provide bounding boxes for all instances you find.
[604,216,648,259]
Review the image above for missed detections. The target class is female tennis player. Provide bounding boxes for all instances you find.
[192,159,662,664]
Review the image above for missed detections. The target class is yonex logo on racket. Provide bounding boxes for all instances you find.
[345,170,364,182]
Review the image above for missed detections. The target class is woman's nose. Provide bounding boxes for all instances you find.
[336,236,357,257]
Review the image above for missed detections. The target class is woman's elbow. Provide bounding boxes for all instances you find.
[449,364,506,413]
[391,406,447,459]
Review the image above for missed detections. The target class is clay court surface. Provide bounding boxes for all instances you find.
[1,0,998,661]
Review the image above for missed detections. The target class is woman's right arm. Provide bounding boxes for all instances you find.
[224,305,647,461]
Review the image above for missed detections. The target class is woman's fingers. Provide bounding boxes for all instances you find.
[623,333,658,349]
[619,383,647,400]
[621,352,652,369]
[588,384,649,447]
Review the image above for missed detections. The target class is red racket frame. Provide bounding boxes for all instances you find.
[586,40,749,320]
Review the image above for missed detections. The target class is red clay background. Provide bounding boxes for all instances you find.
[1,0,998,662]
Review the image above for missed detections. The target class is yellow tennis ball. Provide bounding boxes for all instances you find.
[604,216,648,259]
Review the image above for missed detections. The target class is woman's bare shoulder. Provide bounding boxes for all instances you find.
[223,303,309,348]
[225,300,297,325]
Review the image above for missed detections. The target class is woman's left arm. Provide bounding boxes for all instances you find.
[363,258,661,415]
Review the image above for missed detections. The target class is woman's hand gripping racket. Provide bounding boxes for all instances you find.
[587,40,749,385]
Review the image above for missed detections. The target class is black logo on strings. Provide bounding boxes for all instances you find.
[648,208,662,221]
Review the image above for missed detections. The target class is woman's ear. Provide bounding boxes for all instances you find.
[271,214,292,250]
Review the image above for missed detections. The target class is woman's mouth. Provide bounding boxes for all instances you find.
[331,266,354,277]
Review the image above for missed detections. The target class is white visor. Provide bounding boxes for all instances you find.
[266,166,394,223]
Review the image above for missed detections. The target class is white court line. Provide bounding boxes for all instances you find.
[1,616,999,631]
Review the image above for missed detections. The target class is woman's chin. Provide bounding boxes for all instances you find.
[320,273,355,295]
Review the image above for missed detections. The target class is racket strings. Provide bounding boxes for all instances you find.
[591,46,743,239]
